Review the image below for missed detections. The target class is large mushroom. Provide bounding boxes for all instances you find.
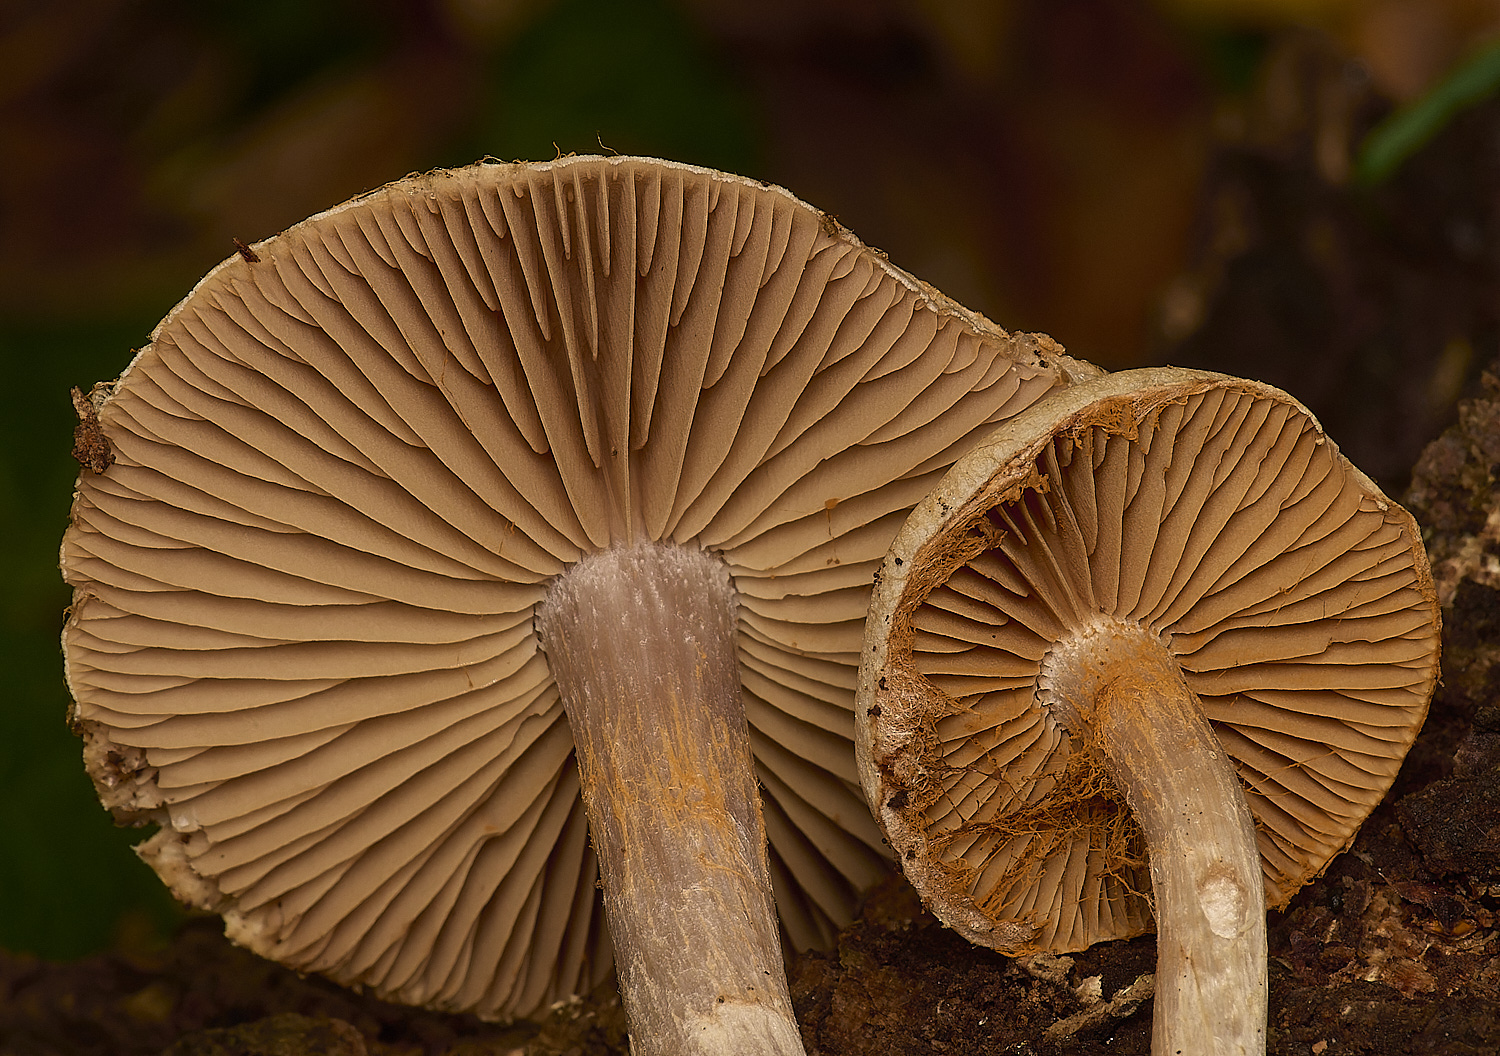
[61,156,1086,1055]
[856,367,1441,1055]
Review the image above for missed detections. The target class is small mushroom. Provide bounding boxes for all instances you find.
[61,156,1085,1054]
[856,367,1440,1055]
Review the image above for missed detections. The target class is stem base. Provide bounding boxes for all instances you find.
[1040,618,1267,1056]
[537,543,803,1056]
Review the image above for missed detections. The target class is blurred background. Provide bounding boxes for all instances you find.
[4,0,1500,961]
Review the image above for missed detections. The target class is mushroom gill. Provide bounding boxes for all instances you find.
[858,367,1440,1056]
[62,156,1084,1047]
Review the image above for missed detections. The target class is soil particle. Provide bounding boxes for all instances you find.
[159,1013,376,1056]
[68,385,113,475]
[1399,767,1500,880]
[0,919,539,1056]
[790,879,1064,1055]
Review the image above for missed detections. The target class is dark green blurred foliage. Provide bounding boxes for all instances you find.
[177,0,392,117]
[1358,38,1500,185]
[1186,25,1270,95]
[469,0,760,174]
[0,319,187,958]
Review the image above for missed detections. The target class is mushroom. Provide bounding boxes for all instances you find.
[61,156,1087,1054]
[856,367,1441,1055]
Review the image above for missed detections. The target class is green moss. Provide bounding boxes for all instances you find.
[467,0,761,175]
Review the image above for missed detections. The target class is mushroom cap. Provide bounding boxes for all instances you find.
[61,156,1077,1017]
[856,367,1441,955]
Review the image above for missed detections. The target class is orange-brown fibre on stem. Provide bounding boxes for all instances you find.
[536,542,803,1056]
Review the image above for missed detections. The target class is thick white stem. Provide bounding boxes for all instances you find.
[536,543,805,1056]
[1043,621,1267,1056]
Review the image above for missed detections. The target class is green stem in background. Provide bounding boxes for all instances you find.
[1358,40,1500,185]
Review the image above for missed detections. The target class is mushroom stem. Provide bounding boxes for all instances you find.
[1041,620,1266,1056]
[536,543,805,1056]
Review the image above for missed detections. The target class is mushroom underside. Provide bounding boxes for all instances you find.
[860,370,1439,1056]
[62,155,1076,1024]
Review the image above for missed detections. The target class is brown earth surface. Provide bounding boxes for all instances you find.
[6,356,1500,1056]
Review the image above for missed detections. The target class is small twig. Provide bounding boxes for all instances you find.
[1043,973,1155,1042]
